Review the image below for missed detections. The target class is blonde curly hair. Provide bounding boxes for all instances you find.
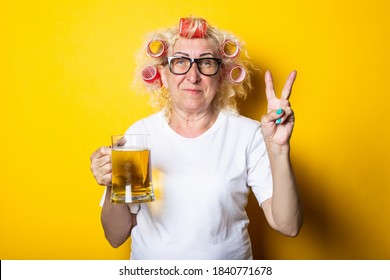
[133,16,255,118]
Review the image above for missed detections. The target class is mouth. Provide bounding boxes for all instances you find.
[182,88,202,95]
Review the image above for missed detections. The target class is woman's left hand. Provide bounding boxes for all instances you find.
[261,70,297,149]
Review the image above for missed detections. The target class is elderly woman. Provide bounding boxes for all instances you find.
[90,17,303,259]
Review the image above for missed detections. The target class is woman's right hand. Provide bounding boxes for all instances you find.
[90,146,112,186]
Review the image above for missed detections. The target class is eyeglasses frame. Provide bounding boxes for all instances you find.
[166,56,222,76]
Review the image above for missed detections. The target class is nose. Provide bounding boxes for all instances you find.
[186,62,201,83]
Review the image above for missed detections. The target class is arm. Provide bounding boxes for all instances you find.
[101,187,137,248]
[261,146,302,237]
[90,146,137,247]
[260,70,303,237]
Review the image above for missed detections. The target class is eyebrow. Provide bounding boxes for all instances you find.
[173,52,215,57]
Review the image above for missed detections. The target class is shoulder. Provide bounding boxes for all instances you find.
[125,111,164,134]
[222,111,261,132]
[221,111,265,150]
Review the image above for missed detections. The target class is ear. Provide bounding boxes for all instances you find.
[158,65,169,89]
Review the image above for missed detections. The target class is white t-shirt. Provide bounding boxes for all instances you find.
[109,110,273,259]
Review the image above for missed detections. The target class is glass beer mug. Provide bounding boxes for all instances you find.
[110,134,155,203]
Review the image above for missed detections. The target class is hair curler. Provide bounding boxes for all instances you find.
[146,40,167,58]
[221,40,240,58]
[142,66,161,84]
[179,17,207,38]
[229,65,246,83]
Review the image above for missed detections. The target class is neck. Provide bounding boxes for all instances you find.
[169,107,217,138]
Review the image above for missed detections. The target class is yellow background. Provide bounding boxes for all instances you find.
[1,0,389,259]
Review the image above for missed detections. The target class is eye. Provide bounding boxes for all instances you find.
[203,59,218,68]
[199,59,213,67]
[173,57,189,66]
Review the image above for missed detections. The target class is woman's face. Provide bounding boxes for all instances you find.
[160,38,222,114]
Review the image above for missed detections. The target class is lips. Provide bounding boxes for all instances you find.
[182,88,202,94]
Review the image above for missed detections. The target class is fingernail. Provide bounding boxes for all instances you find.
[276,118,282,124]
[276,108,283,115]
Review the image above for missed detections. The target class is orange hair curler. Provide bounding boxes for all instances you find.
[146,40,167,58]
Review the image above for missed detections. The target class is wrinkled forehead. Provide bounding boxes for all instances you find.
[171,37,220,57]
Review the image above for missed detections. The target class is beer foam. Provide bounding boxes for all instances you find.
[112,147,149,151]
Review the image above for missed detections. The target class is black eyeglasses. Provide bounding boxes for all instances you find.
[167,56,222,76]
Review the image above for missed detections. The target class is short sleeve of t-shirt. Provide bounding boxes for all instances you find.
[246,125,273,205]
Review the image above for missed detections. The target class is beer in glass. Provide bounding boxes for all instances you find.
[111,134,154,203]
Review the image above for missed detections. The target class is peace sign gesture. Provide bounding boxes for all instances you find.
[261,70,297,149]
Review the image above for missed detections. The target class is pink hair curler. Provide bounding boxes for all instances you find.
[146,40,167,58]
[179,17,207,38]
[221,40,240,58]
[229,65,246,83]
[142,66,161,84]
